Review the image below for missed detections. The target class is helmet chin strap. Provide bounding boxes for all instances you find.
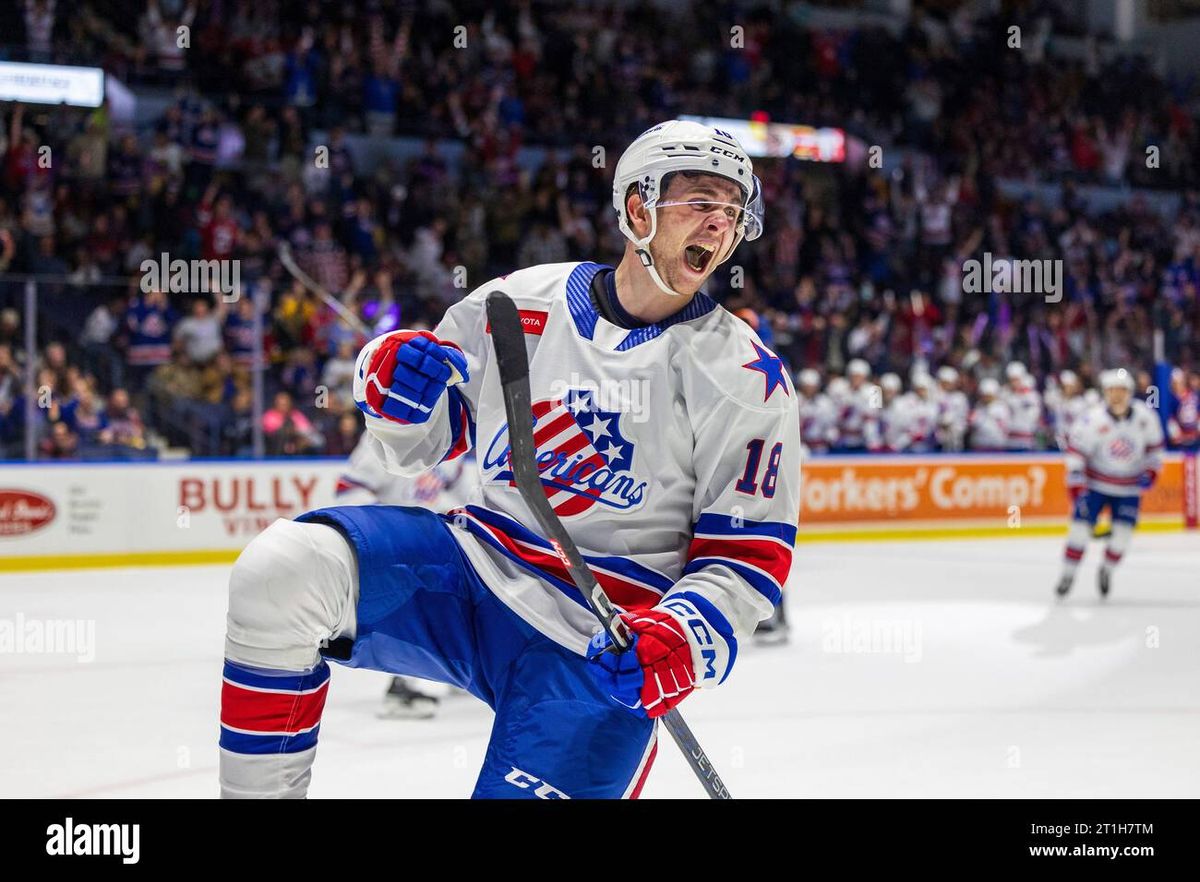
[625,200,748,299]
[629,205,686,298]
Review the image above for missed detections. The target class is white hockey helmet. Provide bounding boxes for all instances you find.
[1059,369,1078,387]
[911,373,934,393]
[1005,361,1028,383]
[979,378,1000,397]
[880,373,902,393]
[827,376,851,401]
[798,368,821,388]
[847,358,870,378]
[1099,368,1135,391]
[612,120,764,297]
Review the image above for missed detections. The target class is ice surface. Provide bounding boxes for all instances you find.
[2,533,1196,798]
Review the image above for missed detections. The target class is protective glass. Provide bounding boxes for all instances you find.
[653,174,764,241]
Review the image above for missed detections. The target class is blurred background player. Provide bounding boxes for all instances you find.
[335,433,478,718]
[1048,370,1089,451]
[1167,368,1198,451]
[837,359,878,453]
[905,374,940,453]
[1056,369,1164,599]
[874,373,904,452]
[934,367,969,452]
[968,378,1008,451]
[797,368,838,456]
[1003,362,1042,451]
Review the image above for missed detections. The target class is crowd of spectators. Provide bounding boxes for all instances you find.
[1,1,1198,460]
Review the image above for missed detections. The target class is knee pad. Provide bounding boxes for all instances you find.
[225,518,359,670]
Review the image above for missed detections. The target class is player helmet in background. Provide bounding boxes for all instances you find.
[1099,368,1135,391]
[936,366,959,385]
[612,119,764,297]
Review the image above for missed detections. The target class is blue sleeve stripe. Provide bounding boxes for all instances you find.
[219,724,320,755]
[693,512,797,545]
[222,660,330,693]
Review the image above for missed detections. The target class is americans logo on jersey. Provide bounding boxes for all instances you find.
[1107,437,1135,460]
[483,388,648,517]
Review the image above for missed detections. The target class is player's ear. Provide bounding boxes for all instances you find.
[626,189,651,237]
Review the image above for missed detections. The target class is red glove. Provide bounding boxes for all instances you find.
[587,609,695,718]
[586,594,738,719]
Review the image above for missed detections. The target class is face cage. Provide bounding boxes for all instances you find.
[645,173,764,242]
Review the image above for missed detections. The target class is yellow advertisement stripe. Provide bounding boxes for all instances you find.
[0,549,241,573]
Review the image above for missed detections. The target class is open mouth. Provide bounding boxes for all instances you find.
[684,242,717,274]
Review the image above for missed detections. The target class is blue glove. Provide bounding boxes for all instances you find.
[357,330,468,424]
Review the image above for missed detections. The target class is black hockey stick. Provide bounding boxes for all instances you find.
[485,290,731,800]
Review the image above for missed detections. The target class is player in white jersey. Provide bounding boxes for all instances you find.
[1055,369,1164,598]
[875,373,908,451]
[1048,370,1088,450]
[838,359,879,451]
[334,433,478,718]
[797,369,838,455]
[905,374,940,452]
[934,366,969,451]
[1002,362,1042,450]
[968,378,1009,450]
[218,120,799,799]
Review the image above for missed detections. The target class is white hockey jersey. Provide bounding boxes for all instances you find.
[888,393,940,451]
[798,392,838,453]
[969,399,1009,450]
[1051,394,1089,450]
[935,389,969,451]
[878,396,912,451]
[838,384,879,449]
[1003,387,1042,450]
[335,432,477,509]
[1065,402,1165,497]
[354,261,801,685]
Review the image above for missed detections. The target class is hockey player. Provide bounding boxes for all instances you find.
[934,366,969,451]
[218,120,799,799]
[1003,362,1042,451]
[905,374,940,453]
[875,373,907,451]
[968,378,1009,451]
[334,433,478,719]
[797,369,838,455]
[837,359,879,452]
[1167,368,1198,451]
[1055,369,1164,598]
[1048,370,1089,450]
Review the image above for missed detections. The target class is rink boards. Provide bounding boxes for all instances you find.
[0,453,1192,570]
